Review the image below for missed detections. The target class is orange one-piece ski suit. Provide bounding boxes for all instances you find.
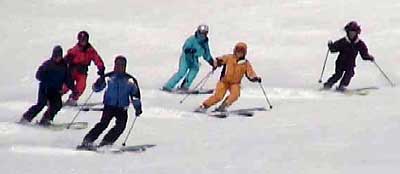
[202,42,258,108]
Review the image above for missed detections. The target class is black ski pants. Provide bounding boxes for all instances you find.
[83,105,128,145]
[326,64,355,87]
[23,85,62,122]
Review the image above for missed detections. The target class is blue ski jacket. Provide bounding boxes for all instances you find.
[92,72,142,114]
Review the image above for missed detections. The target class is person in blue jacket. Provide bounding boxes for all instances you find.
[19,45,75,126]
[162,24,216,92]
[77,56,142,150]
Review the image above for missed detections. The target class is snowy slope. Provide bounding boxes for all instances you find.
[1,0,400,174]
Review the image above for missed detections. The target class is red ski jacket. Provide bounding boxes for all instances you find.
[64,44,105,74]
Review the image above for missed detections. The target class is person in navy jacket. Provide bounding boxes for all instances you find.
[19,45,75,126]
[323,21,375,91]
[77,56,142,149]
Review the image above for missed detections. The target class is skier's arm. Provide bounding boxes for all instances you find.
[35,60,49,81]
[63,48,74,64]
[129,78,142,117]
[92,77,106,92]
[64,65,75,91]
[202,43,215,67]
[182,37,196,56]
[215,55,228,67]
[359,41,375,61]
[89,49,106,76]
[328,39,341,53]
[246,61,261,83]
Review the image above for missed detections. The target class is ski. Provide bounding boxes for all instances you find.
[77,144,156,154]
[341,86,379,96]
[196,107,267,118]
[161,88,214,95]
[16,121,88,131]
[319,86,378,96]
[80,107,104,112]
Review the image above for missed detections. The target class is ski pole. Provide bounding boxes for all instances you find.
[66,91,94,129]
[179,70,214,104]
[122,116,138,147]
[258,82,273,109]
[373,61,395,87]
[318,49,330,83]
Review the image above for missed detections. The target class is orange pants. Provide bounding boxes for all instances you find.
[62,71,87,100]
[202,81,240,108]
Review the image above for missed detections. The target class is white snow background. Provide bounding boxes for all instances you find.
[1,0,400,173]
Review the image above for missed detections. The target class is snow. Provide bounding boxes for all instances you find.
[1,0,400,173]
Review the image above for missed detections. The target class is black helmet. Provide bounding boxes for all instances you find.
[77,30,89,42]
[115,55,127,66]
[51,45,63,58]
[196,24,209,35]
[344,21,361,34]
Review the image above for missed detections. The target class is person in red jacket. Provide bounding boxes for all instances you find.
[63,31,105,106]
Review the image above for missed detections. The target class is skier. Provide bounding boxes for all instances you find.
[195,42,261,113]
[19,46,75,126]
[162,24,216,92]
[77,56,142,150]
[323,21,375,91]
[63,31,105,106]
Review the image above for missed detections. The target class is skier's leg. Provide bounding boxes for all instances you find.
[163,56,189,91]
[82,106,114,143]
[324,64,345,88]
[39,90,62,125]
[181,65,199,89]
[71,73,87,101]
[202,82,228,108]
[22,85,47,122]
[225,84,241,106]
[339,68,355,88]
[100,108,128,146]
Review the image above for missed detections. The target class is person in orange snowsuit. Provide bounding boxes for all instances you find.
[195,42,262,112]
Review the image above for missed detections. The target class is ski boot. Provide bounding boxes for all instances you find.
[335,85,347,92]
[17,117,30,125]
[64,97,77,106]
[322,82,333,90]
[77,140,97,151]
[214,102,228,112]
[38,119,51,127]
[161,86,173,92]
[194,105,207,113]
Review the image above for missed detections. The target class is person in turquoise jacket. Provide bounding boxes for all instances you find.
[162,24,216,92]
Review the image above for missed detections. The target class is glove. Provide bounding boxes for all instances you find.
[92,77,106,92]
[135,108,142,117]
[184,48,197,54]
[252,77,262,83]
[97,68,105,77]
[367,56,375,62]
[211,59,218,71]
[327,40,333,48]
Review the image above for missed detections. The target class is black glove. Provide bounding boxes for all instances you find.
[184,48,197,54]
[92,77,106,92]
[367,55,375,62]
[135,109,142,117]
[97,68,105,77]
[251,77,262,83]
[327,40,333,48]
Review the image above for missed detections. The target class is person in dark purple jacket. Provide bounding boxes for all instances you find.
[19,45,75,126]
[323,21,375,91]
